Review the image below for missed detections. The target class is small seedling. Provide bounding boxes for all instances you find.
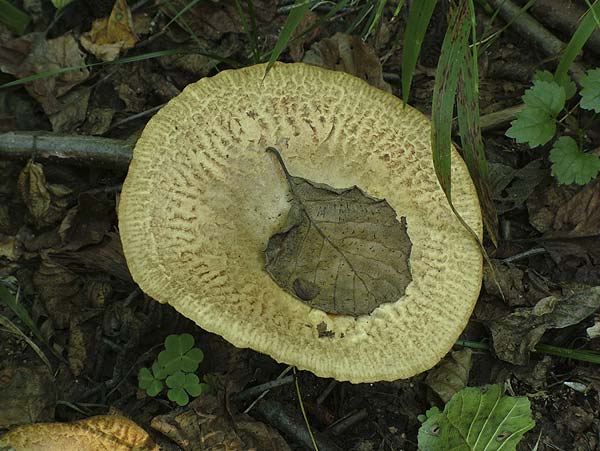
[138,333,212,406]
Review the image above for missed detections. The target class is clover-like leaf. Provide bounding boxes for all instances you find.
[550,136,600,185]
[181,373,207,397]
[166,370,186,389]
[580,68,600,113]
[522,79,565,116]
[157,334,204,374]
[138,367,164,397]
[167,387,189,406]
[152,361,169,380]
[506,107,556,147]
[418,384,535,451]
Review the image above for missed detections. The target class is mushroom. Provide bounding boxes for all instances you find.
[119,63,482,383]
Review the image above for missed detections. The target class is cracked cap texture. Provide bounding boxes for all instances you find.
[119,62,483,383]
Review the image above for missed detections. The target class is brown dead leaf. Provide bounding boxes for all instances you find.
[0,366,56,429]
[484,286,600,365]
[289,10,321,62]
[303,32,392,92]
[264,149,412,317]
[0,414,158,451]
[151,394,291,451]
[0,32,89,124]
[47,86,91,132]
[425,349,472,403]
[17,160,72,228]
[550,178,600,238]
[80,0,137,62]
[58,192,114,251]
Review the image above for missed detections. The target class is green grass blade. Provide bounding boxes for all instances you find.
[0,284,46,345]
[234,0,261,63]
[431,0,470,202]
[0,0,31,34]
[456,0,498,245]
[555,0,600,86]
[363,0,389,39]
[265,0,310,75]
[345,1,374,34]
[401,0,438,103]
[0,48,239,90]
[0,315,53,371]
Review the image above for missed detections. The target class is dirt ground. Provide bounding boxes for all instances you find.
[1,1,599,450]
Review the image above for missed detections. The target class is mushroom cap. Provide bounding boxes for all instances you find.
[119,63,482,383]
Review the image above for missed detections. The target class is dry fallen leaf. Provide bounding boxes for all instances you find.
[0,366,56,429]
[0,32,89,129]
[425,349,472,403]
[151,394,291,451]
[80,0,137,62]
[303,32,392,92]
[264,148,412,317]
[0,414,159,451]
[17,160,72,228]
[485,286,600,365]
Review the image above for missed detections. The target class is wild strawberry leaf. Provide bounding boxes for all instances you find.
[550,136,600,185]
[580,68,600,113]
[521,80,565,116]
[506,107,556,147]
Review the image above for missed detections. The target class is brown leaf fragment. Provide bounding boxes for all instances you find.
[303,33,392,92]
[58,192,114,251]
[0,366,56,429]
[425,349,472,403]
[0,32,89,115]
[550,178,600,238]
[80,0,138,62]
[264,148,412,317]
[151,394,291,451]
[0,414,159,451]
[487,286,600,365]
[17,160,72,228]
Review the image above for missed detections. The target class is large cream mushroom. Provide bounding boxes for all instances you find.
[119,63,482,383]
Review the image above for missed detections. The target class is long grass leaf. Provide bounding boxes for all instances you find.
[555,0,600,86]
[234,0,261,63]
[0,284,46,345]
[456,1,498,245]
[363,0,389,39]
[0,0,31,34]
[0,315,53,371]
[431,0,470,202]
[401,0,438,103]
[0,49,239,90]
[265,0,310,75]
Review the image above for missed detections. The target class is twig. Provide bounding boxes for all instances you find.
[480,104,525,131]
[485,0,585,82]
[316,379,337,405]
[243,365,293,414]
[0,132,133,169]
[502,247,547,263]
[326,409,368,436]
[253,399,343,451]
[232,375,294,402]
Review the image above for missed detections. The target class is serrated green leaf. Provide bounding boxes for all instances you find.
[550,136,600,185]
[168,387,189,406]
[166,370,186,389]
[580,68,600,113]
[506,107,556,147]
[418,384,535,451]
[533,70,576,99]
[522,80,565,116]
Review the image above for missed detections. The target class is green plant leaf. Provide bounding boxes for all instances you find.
[533,70,576,99]
[418,384,535,450]
[158,334,204,374]
[550,136,600,185]
[401,0,439,103]
[580,68,600,113]
[167,387,189,406]
[182,373,205,397]
[431,0,471,202]
[51,0,75,9]
[265,0,310,75]
[166,370,186,389]
[522,80,565,116]
[0,0,31,34]
[555,0,600,87]
[152,361,169,380]
[506,107,556,147]
[138,367,164,396]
